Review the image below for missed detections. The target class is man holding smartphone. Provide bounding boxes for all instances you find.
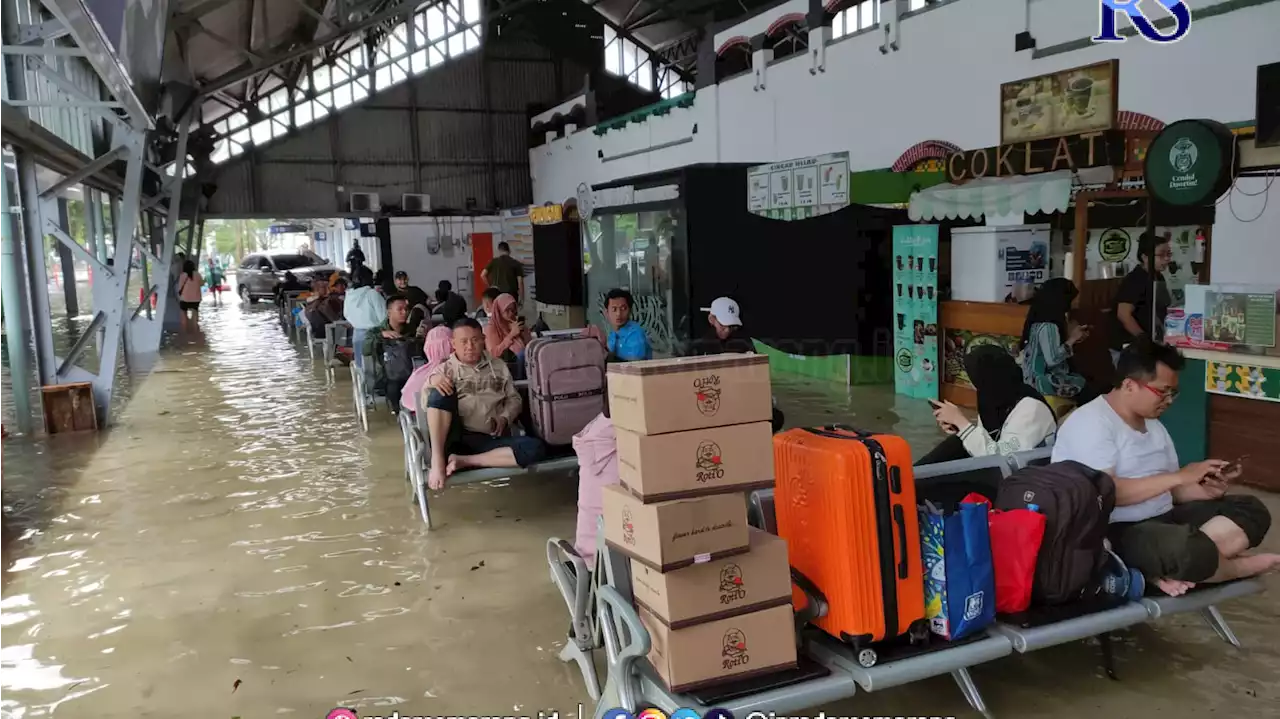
[1051,341,1276,597]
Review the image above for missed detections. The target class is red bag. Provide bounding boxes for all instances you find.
[962,492,1046,614]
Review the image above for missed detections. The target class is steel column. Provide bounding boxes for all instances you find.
[15,152,58,386]
[88,132,147,421]
[129,114,191,350]
[1,160,35,433]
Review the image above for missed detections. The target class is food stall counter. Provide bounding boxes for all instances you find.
[1161,348,1280,492]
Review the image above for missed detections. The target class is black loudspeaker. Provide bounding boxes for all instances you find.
[532,221,583,306]
[1257,62,1280,149]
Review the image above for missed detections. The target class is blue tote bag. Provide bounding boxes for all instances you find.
[919,500,997,641]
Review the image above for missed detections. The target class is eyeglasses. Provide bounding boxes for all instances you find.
[1136,380,1179,401]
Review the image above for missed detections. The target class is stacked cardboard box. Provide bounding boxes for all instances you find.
[602,354,798,693]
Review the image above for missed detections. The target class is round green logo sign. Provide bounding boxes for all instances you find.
[1145,120,1235,206]
[1098,228,1131,262]
[896,348,913,372]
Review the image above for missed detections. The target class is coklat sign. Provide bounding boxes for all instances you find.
[944,130,1127,184]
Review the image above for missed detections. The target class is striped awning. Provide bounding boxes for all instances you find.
[907,170,1076,222]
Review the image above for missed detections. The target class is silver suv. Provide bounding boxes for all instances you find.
[235,251,337,303]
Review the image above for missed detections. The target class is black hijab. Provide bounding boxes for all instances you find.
[1019,278,1078,350]
[965,345,1052,433]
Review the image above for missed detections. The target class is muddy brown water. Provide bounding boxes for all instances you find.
[2,300,1277,718]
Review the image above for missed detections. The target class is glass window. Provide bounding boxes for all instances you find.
[429,45,446,67]
[411,48,428,74]
[426,7,446,40]
[295,101,314,127]
[465,27,480,51]
[860,0,878,28]
[583,208,678,355]
[333,83,354,110]
[464,0,480,24]
[448,32,465,57]
[909,0,926,10]
[313,65,332,91]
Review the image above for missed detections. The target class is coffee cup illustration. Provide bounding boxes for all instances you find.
[897,313,906,330]
[896,256,904,270]
[908,285,914,299]
[897,283,903,297]
[1066,75,1094,115]
[927,286,935,300]
[928,256,936,272]
[917,285,925,299]
[916,257,924,272]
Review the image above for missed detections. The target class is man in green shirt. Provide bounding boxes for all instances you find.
[481,241,524,301]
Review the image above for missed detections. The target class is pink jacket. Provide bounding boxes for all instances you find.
[572,412,619,569]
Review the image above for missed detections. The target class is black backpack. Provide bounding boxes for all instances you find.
[381,339,416,383]
[995,460,1116,605]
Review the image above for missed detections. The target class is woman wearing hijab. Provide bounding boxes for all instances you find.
[402,326,454,414]
[483,293,532,374]
[917,346,1057,465]
[1019,278,1092,401]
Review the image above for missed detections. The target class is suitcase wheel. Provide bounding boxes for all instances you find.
[857,648,878,668]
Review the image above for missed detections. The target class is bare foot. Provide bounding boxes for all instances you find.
[1156,577,1196,597]
[445,455,461,476]
[427,467,446,491]
[1233,552,1280,577]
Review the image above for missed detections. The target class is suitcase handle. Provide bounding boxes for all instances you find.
[790,566,829,645]
[801,424,872,439]
[892,504,909,580]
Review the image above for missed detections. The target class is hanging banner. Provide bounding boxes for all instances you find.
[748,152,849,221]
[893,225,940,400]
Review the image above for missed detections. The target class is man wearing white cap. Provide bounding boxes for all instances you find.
[698,297,784,432]
[700,297,756,354]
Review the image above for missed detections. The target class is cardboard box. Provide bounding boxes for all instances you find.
[617,421,774,502]
[602,484,749,572]
[607,354,772,435]
[639,602,798,693]
[631,528,792,629]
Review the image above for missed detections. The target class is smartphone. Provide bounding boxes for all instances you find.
[1222,455,1249,477]
[927,399,943,409]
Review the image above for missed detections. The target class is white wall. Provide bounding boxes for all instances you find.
[1211,177,1280,286]
[530,0,1280,283]
[388,216,504,308]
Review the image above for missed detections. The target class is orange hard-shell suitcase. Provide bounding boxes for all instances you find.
[773,424,926,666]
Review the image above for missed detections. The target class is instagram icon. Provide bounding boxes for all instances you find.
[327,710,358,719]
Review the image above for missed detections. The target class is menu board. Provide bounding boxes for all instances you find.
[747,152,849,221]
[1204,291,1277,347]
[893,224,940,400]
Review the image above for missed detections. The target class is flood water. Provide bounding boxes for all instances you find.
[2,299,1277,718]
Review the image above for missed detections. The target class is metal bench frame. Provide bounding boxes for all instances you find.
[399,393,578,528]
[546,457,1266,718]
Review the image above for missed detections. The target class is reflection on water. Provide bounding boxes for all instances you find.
[2,300,1277,718]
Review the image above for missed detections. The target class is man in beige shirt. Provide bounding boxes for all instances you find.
[424,318,545,489]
